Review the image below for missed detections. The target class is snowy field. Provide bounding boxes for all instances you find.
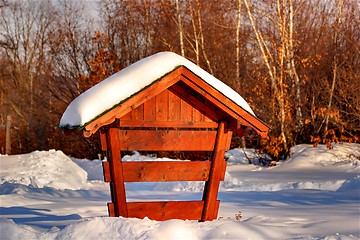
[0,143,359,239]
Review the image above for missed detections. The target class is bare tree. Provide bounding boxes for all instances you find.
[323,0,343,136]
[175,0,185,56]
[235,0,243,82]
[0,0,56,151]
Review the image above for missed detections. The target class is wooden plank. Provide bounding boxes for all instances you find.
[193,107,204,122]
[168,90,181,121]
[131,103,144,121]
[83,68,182,137]
[143,97,156,121]
[221,129,233,181]
[122,161,211,182]
[118,120,218,129]
[127,201,216,221]
[225,129,233,151]
[100,129,107,151]
[107,128,128,217]
[201,122,228,221]
[102,161,111,182]
[180,98,193,122]
[118,129,217,151]
[155,90,169,121]
[121,112,131,120]
[107,202,115,217]
[212,200,220,220]
[204,115,213,123]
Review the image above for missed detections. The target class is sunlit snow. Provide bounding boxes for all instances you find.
[1,143,359,239]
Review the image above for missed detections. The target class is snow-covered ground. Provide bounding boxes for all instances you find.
[0,143,359,239]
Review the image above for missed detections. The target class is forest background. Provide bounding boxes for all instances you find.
[0,0,359,159]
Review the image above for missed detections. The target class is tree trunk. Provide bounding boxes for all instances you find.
[235,0,242,83]
[175,0,185,57]
[288,0,303,129]
[324,0,343,136]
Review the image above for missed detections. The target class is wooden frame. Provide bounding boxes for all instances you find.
[81,66,268,221]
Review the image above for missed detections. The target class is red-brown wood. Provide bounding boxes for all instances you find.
[107,202,115,217]
[155,90,169,121]
[127,200,218,221]
[143,97,156,121]
[131,101,144,120]
[102,161,111,182]
[121,111,131,120]
[201,122,228,221]
[193,107,204,122]
[118,129,217,151]
[221,130,233,181]
[181,97,193,122]
[122,161,211,182]
[118,120,218,129]
[168,90,181,121]
[107,128,128,217]
[100,129,107,151]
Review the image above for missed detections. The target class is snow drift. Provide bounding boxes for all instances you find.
[1,143,359,239]
[0,150,88,190]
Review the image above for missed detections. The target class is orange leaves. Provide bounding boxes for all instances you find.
[311,129,360,150]
[81,32,122,91]
[260,135,287,160]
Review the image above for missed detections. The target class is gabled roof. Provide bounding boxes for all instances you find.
[60,52,268,137]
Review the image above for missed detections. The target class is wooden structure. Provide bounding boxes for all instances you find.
[74,66,268,221]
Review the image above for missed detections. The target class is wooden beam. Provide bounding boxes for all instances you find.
[102,161,111,182]
[107,128,128,217]
[221,129,233,181]
[118,129,217,151]
[201,122,228,221]
[107,202,115,217]
[122,161,211,182]
[118,120,218,129]
[99,128,107,151]
[127,200,218,221]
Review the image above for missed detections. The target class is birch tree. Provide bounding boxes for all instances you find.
[323,0,343,136]
[235,0,243,82]
[175,0,185,57]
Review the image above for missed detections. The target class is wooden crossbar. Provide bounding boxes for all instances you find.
[118,120,218,129]
[118,129,217,151]
[103,161,211,182]
[126,200,220,221]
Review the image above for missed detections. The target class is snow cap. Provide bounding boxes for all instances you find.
[60,51,255,129]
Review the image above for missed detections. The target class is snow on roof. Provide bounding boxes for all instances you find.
[59,51,255,129]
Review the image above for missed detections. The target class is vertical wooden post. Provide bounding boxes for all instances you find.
[201,121,228,221]
[107,127,128,217]
[5,115,11,155]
